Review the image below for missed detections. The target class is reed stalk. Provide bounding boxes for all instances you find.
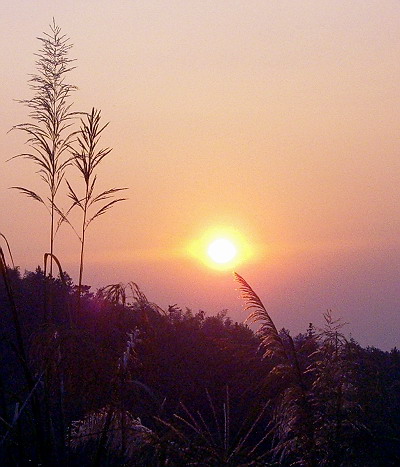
[10,19,77,277]
[62,108,126,312]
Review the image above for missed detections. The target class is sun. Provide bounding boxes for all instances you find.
[187,226,253,271]
[207,238,237,264]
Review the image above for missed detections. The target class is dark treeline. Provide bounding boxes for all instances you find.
[0,267,399,466]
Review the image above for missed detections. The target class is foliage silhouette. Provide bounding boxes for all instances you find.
[1,269,400,465]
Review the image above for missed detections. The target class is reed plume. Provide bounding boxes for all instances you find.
[10,19,77,276]
[62,108,126,311]
[234,272,317,466]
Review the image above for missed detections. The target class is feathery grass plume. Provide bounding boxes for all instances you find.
[69,406,153,459]
[62,108,126,311]
[10,19,77,276]
[234,272,317,466]
[234,272,289,363]
[68,329,152,463]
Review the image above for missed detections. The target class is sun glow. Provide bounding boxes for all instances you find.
[188,227,253,271]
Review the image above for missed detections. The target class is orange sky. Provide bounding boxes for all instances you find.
[1,1,400,349]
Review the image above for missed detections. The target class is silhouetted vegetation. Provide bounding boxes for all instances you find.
[2,20,400,466]
[0,265,399,465]
[10,20,77,277]
[63,108,127,311]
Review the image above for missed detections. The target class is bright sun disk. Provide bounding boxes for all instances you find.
[207,238,237,264]
[187,226,254,271]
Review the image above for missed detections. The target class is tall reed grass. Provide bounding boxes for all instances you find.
[10,19,77,277]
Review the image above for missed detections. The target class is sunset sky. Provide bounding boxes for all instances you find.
[1,1,400,349]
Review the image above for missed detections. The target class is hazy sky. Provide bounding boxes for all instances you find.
[1,1,400,349]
